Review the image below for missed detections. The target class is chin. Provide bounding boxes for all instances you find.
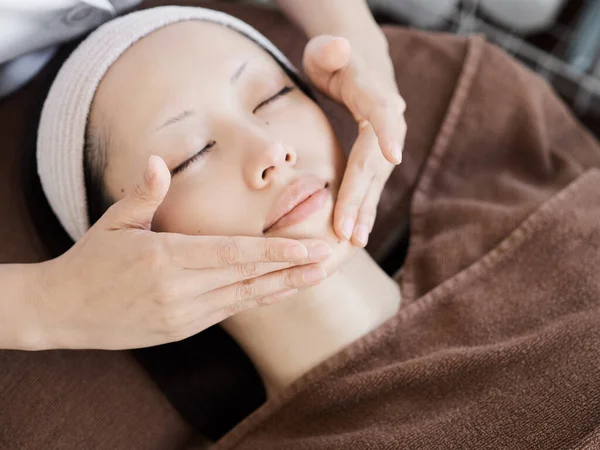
[271,205,357,275]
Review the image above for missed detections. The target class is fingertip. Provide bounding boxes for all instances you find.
[145,155,159,183]
[353,223,369,247]
[284,243,309,261]
[307,242,332,261]
[146,155,171,195]
[385,142,402,165]
[333,219,346,242]
[331,36,351,55]
[340,217,354,241]
[315,36,351,71]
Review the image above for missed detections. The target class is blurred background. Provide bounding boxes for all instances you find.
[234,0,600,138]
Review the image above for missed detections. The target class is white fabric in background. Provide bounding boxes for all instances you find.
[0,0,141,97]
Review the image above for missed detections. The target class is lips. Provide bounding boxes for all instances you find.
[264,176,329,233]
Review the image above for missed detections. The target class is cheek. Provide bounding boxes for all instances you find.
[152,179,257,236]
[274,101,346,178]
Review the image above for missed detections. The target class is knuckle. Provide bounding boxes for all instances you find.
[215,237,241,265]
[255,296,271,307]
[372,94,394,110]
[394,94,407,112]
[355,157,369,172]
[224,300,247,318]
[263,241,277,261]
[154,281,179,305]
[283,269,297,289]
[160,309,189,342]
[238,262,259,279]
[256,296,272,307]
[235,278,257,300]
[161,308,182,330]
[130,182,146,201]
[374,94,405,117]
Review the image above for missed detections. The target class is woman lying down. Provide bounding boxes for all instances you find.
[36,5,600,450]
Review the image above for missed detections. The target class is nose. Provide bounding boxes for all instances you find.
[244,139,297,189]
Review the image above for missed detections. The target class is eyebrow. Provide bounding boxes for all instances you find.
[157,60,249,131]
[230,60,248,84]
[156,110,195,131]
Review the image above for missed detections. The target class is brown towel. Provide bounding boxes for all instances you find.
[210,35,600,450]
[2,1,599,448]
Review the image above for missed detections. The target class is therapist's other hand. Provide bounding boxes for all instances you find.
[303,35,406,247]
[36,156,331,350]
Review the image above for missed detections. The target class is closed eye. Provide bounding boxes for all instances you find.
[252,85,294,113]
[172,140,215,176]
[172,86,295,176]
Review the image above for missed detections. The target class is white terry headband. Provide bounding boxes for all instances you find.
[37,5,298,242]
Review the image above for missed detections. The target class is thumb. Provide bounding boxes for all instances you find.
[303,35,351,82]
[102,155,171,231]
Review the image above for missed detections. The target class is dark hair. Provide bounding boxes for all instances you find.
[84,125,112,225]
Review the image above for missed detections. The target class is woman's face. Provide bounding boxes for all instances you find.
[92,21,351,264]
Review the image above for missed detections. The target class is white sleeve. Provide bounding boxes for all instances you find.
[0,0,141,97]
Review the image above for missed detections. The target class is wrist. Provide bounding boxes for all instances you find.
[0,262,51,350]
[31,258,70,350]
[24,261,56,350]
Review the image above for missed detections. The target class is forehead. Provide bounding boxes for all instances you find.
[90,20,283,139]
[122,20,269,65]
[92,20,279,111]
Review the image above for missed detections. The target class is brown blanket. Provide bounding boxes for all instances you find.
[211,32,600,450]
[1,1,600,449]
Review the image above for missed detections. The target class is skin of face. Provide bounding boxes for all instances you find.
[90,20,356,278]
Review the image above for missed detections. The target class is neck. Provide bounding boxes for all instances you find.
[222,249,401,398]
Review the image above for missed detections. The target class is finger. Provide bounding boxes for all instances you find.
[205,263,327,318]
[351,176,386,248]
[334,125,376,241]
[189,261,293,293]
[302,35,351,88]
[256,287,299,306]
[304,36,406,165]
[164,234,332,269]
[364,100,407,165]
[100,155,171,231]
[341,73,407,165]
[186,236,334,292]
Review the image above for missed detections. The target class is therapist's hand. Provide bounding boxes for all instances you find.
[36,156,331,350]
[303,35,406,247]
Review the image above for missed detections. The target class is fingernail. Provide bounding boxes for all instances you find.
[284,244,308,261]
[391,144,402,165]
[303,266,327,284]
[354,224,369,246]
[341,218,354,240]
[309,243,332,260]
[145,155,158,182]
